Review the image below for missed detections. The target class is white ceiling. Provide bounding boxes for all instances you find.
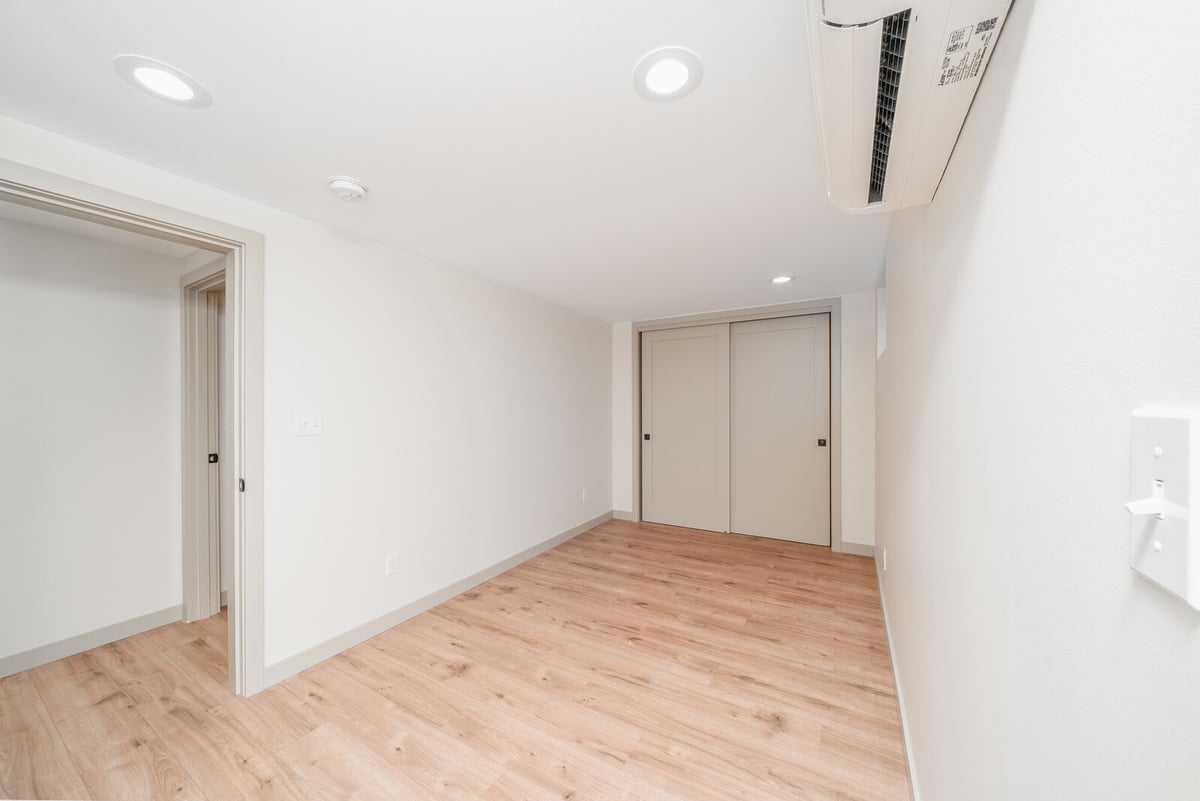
[0,0,889,322]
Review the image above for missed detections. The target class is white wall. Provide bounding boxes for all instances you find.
[876,2,1200,799]
[264,237,612,664]
[0,115,613,671]
[0,217,186,659]
[839,290,875,547]
[610,296,877,547]
[611,322,634,513]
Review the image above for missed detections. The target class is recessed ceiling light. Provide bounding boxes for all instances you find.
[113,55,212,108]
[771,275,793,285]
[645,59,690,95]
[634,47,703,102]
[132,67,193,101]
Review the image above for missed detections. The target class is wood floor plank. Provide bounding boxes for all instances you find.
[330,644,468,728]
[818,724,911,800]
[157,633,230,701]
[48,684,209,801]
[0,521,910,801]
[26,651,122,724]
[141,616,221,651]
[284,657,502,800]
[123,668,321,801]
[231,681,328,750]
[278,722,434,801]
[159,623,324,751]
[0,673,90,800]
[91,632,183,688]
[371,625,650,768]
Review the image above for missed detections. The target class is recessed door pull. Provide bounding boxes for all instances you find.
[817,438,827,446]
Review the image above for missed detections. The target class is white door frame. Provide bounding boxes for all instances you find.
[630,299,846,552]
[0,158,267,696]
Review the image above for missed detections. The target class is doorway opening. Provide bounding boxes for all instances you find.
[0,158,265,695]
[182,263,235,682]
[182,269,228,595]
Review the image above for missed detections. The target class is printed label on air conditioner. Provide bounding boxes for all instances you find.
[938,17,998,86]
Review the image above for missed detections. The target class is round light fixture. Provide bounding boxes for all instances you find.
[132,66,193,100]
[114,55,211,108]
[771,275,794,285]
[645,59,690,95]
[634,47,703,102]
[328,176,368,201]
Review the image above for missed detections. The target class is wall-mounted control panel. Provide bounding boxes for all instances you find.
[1126,410,1199,610]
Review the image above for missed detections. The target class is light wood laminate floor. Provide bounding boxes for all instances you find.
[0,520,910,800]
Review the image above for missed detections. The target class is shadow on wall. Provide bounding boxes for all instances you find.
[879,0,1033,470]
[0,217,190,298]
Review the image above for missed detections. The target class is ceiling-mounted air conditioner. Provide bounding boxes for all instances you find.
[805,0,1013,213]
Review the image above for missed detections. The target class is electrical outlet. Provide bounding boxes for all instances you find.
[882,547,888,571]
[581,488,587,503]
[385,552,399,576]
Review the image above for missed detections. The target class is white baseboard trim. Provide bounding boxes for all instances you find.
[612,510,637,521]
[840,541,875,558]
[876,558,921,801]
[263,511,614,688]
[220,589,229,608]
[0,604,184,679]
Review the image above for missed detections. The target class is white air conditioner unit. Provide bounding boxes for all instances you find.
[805,0,1013,213]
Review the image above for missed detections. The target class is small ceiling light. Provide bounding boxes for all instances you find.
[634,47,703,102]
[645,59,690,95]
[133,67,193,100]
[771,275,794,285]
[328,176,368,201]
[114,55,212,108]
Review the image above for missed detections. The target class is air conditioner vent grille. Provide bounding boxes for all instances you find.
[868,9,912,204]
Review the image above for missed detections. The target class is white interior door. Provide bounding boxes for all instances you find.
[641,324,729,532]
[730,315,830,544]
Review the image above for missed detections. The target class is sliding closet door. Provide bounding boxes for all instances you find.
[730,315,830,545]
[640,324,729,532]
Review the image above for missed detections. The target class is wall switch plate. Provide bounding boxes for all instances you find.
[294,410,323,437]
[1127,410,1200,610]
[385,552,399,576]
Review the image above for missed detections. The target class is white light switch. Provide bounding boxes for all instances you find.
[294,409,323,437]
[1127,410,1200,610]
